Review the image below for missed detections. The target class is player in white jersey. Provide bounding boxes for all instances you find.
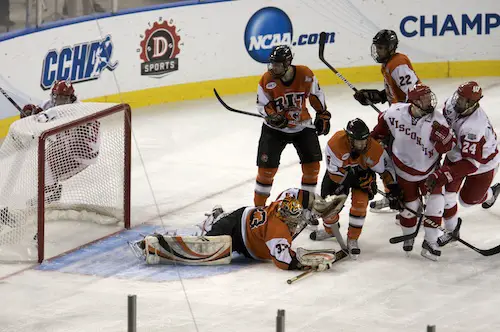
[425,81,500,246]
[354,30,422,212]
[21,80,100,204]
[371,84,454,260]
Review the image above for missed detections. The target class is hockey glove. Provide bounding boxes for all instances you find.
[386,183,405,211]
[265,113,288,129]
[358,169,377,200]
[21,104,43,118]
[430,121,453,154]
[353,89,387,106]
[333,166,357,195]
[314,110,331,136]
[425,166,453,193]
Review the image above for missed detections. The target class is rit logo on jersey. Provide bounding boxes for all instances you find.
[274,92,305,124]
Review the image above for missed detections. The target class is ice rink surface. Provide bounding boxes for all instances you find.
[1,77,500,332]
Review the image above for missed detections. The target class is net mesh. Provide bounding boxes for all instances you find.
[0,102,130,261]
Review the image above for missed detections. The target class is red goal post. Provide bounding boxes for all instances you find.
[0,102,132,263]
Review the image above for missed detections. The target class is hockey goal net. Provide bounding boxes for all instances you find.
[0,102,131,263]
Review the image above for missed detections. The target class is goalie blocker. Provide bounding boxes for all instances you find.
[132,188,346,270]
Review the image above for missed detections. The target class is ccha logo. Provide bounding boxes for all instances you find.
[138,18,181,77]
[244,7,335,63]
[41,35,118,90]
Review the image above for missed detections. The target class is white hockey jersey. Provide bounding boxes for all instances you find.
[39,98,56,111]
[442,99,499,174]
[376,103,449,181]
[36,102,101,166]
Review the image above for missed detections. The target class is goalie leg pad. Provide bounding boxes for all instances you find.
[145,234,232,265]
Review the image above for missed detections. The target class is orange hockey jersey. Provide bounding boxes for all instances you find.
[240,200,299,270]
[325,130,395,184]
[257,65,326,133]
[381,53,421,104]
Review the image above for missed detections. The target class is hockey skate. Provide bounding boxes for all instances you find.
[403,238,414,255]
[347,238,360,259]
[421,240,441,261]
[437,218,462,247]
[310,222,341,241]
[482,183,500,209]
[369,197,397,213]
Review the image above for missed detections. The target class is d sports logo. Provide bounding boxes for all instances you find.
[244,7,335,63]
[41,35,118,90]
[138,18,181,77]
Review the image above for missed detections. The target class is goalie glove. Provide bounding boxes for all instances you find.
[297,247,336,271]
[312,193,347,219]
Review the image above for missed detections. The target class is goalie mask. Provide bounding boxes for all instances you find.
[52,80,76,106]
[268,45,293,79]
[407,84,437,118]
[276,195,303,234]
[451,81,482,116]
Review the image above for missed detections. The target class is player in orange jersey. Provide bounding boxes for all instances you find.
[254,45,331,207]
[310,118,403,258]
[134,188,346,271]
[354,29,421,212]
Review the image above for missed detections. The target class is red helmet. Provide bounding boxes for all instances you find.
[457,81,482,102]
[51,80,76,106]
[407,84,437,117]
[452,81,482,115]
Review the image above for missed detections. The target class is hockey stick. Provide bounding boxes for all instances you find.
[213,88,263,118]
[0,85,26,116]
[318,32,381,114]
[287,269,313,284]
[375,189,426,244]
[389,213,424,244]
[287,250,348,285]
[292,221,309,241]
[381,189,500,256]
[422,217,500,257]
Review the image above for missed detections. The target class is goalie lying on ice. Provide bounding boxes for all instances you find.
[131,188,346,271]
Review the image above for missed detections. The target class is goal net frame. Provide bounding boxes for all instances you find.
[36,103,132,263]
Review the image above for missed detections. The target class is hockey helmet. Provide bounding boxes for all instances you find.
[407,84,437,117]
[268,45,293,79]
[451,81,482,115]
[52,80,76,106]
[345,118,370,154]
[276,194,303,233]
[371,29,398,63]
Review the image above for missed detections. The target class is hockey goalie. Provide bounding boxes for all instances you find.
[0,80,101,233]
[130,188,347,271]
